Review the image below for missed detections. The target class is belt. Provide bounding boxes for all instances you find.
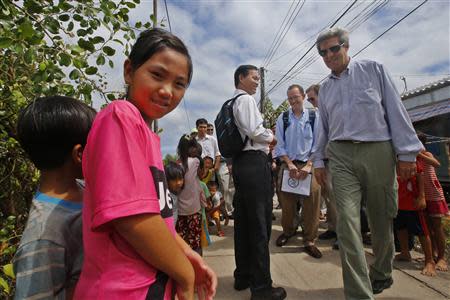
[292,160,307,164]
[242,150,267,156]
[334,140,371,144]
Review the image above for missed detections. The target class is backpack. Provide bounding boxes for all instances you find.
[282,108,316,141]
[215,93,248,158]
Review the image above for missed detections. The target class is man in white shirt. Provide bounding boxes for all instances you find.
[195,118,221,171]
[231,64,286,300]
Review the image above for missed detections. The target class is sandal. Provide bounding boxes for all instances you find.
[217,231,225,237]
[276,233,291,247]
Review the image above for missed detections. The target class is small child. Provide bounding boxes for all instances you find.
[206,181,225,237]
[14,96,96,299]
[417,133,449,271]
[394,156,436,276]
[165,161,185,225]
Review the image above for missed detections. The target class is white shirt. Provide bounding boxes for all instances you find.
[232,89,273,154]
[196,135,220,159]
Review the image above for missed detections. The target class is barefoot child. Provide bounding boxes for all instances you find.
[74,28,216,299]
[417,133,449,272]
[394,156,436,276]
[14,96,96,299]
[206,181,225,237]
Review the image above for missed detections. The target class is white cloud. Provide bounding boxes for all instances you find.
[93,0,450,156]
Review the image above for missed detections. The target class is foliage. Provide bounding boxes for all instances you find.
[0,0,154,297]
[163,153,178,166]
[0,215,26,297]
[262,97,289,129]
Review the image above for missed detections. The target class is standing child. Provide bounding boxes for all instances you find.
[206,181,225,236]
[165,161,185,224]
[394,156,436,276]
[176,135,205,254]
[74,28,216,300]
[14,96,96,299]
[417,133,449,271]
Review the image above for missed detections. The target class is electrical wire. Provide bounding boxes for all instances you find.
[164,0,172,32]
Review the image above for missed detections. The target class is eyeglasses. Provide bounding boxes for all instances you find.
[287,95,303,101]
[318,43,345,57]
[206,129,213,132]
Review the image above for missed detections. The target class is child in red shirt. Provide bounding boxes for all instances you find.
[394,157,436,276]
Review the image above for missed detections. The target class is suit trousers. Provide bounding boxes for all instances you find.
[232,150,273,294]
[276,161,321,245]
[328,141,397,300]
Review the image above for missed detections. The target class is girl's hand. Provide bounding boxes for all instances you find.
[414,196,426,210]
[185,249,217,300]
[176,282,195,300]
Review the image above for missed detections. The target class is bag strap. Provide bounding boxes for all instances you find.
[230,93,248,146]
[308,109,316,132]
[282,110,290,141]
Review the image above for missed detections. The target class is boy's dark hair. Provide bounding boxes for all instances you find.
[234,65,258,88]
[306,84,320,95]
[128,28,193,85]
[417,132,427,145]
[17,96,97,170]
[288,84,305,95]
[207,181,218,189]
[196,118,208,127]
[164,161,185,181]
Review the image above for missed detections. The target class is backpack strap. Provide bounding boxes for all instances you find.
[230,93,248,146]
[282,110,290,141]
[308,108,316,132]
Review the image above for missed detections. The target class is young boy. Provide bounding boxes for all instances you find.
[394,156,436,276]
[206,181,225,236]
[13,96,96,298]
[164,161,185,224]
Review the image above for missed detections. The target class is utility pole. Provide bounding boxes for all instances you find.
[152,0,158,133]
[259,67,266,126]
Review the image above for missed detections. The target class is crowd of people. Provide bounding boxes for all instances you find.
[12,25,448,300]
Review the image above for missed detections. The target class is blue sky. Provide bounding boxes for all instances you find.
[93,0,450,156]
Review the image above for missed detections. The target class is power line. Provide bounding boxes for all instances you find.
[266,0,358,96]
[317,0,430,84]
[263,0,306,67]
[164,0,172,32]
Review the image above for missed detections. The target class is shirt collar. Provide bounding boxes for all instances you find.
[328,57,353,79]
[234,89,249,96]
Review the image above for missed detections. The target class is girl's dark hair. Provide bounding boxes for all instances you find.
[17,96,97,170]
[177,134,201,171]
[164,161,185,181]
[128,28,193,84]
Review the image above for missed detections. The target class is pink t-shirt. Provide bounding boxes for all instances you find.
[74,100,175,299]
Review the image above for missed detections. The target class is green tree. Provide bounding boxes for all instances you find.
[0,0,154,297]
[163,153,178,166]
[262,97,289,129]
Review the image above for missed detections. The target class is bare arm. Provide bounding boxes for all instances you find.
[113,214,195,299]
[414,173,426,210]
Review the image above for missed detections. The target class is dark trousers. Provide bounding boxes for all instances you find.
[232,150,273,293]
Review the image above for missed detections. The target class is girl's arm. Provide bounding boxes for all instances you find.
[113,214,195,299]
[414,173,426,210]
[175,234,217,300]
[418,151,441,168]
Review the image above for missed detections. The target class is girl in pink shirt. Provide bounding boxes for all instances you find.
[74,28,217,300]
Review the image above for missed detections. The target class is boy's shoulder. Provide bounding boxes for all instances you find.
[19,192,83,249]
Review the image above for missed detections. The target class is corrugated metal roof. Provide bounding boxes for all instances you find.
[401,76,450,100]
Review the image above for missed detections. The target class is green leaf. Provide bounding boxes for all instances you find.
[85,66,98,75]
[73,14,83,21]
[125,2,136,8]
[91,36,105,44]
[107,93,116,101]
[108,59,114,68]
[69,69,80,80]
[77,29,87,37]
[59,14,70,22]
[67,21,74,31]
[39,62,47,71]
[0,37,12,48]
[78,39,95,52]
[0,277,9,295]
[102,46,115,56]
[135,21,142,28]
[59,53,71,66]
[19,19,34,39]
[24,49,33,64]
[3,264,15,279]
[96,54,105,66]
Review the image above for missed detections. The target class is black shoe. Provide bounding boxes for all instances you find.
[332,239,339,250]
[275,233,292,247]
[362,232,372,246]
[250,286,287,300]
[233,280,250,291]
[372,277,393,295]
[318,230,337,240]
[304,245,322,259]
